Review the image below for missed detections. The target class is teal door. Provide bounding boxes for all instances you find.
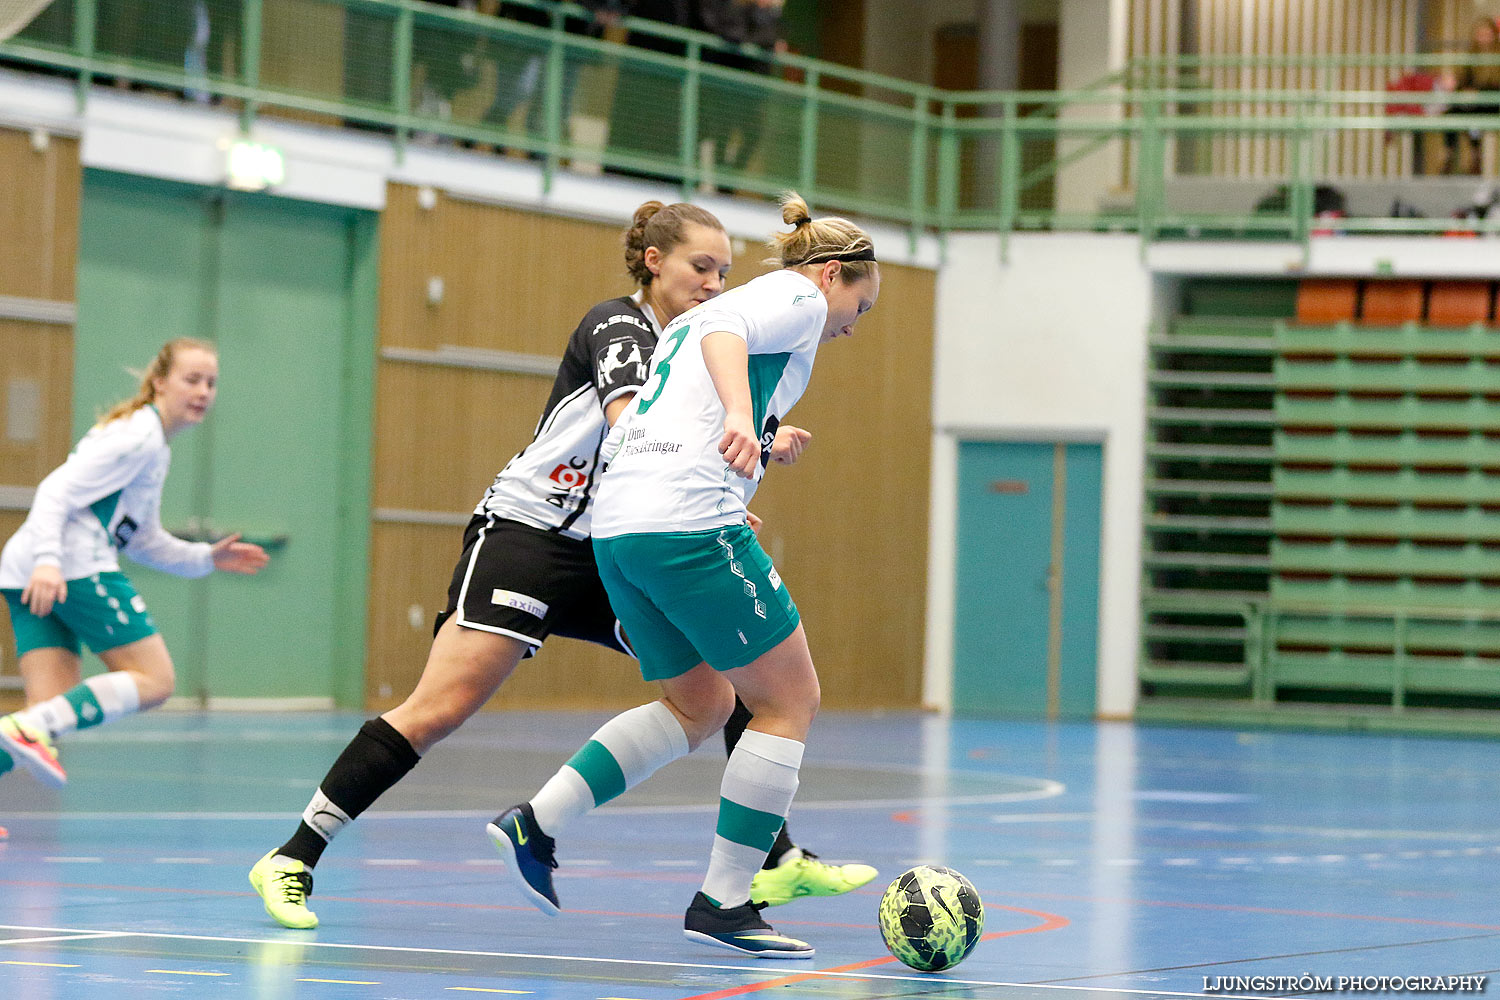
[953,440,1102,719]
[74,171,375,706]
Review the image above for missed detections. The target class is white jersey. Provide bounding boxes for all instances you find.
[0,406,213,588]
[592,269,826,538]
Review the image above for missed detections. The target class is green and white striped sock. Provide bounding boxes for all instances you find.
[701,729,804,909]
[530,700,689,835]
[23,672,141,738]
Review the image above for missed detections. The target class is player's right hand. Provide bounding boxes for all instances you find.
[719,413,761,479]
[22,564,66,617]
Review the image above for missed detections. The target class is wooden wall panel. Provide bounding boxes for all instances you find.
[0,125,77,704]
[0,319,74,487]
[380,185,647,355]
[0,510,26,706]
[373,363,553,512]
[0,128,80,301]
[368,186,936,710]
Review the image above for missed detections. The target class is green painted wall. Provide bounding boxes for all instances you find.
[74,171,375,706]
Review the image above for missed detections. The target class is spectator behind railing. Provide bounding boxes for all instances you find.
[481,0,626,153]
[413,0,484,133]
[698,0,786,189]
[1441,14,1500,174]
[607,0,694,180]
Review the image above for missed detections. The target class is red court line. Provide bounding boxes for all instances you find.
[672,903,1070,1000]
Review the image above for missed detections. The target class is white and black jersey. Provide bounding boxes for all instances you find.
[477,293,661,540]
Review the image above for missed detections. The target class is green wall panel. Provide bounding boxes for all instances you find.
[75,170,374,706]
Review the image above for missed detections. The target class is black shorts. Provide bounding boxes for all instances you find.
[437,513,632,658]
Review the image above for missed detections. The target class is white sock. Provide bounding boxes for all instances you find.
[701,730,803,908]
[24,672,142,738]
[530,701,689,836]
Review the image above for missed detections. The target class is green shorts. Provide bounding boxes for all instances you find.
[2,571,157,657]
[592,525,800,681]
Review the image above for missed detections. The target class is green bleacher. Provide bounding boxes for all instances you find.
[1142,281,1500,726]
[1140,281,1282,697]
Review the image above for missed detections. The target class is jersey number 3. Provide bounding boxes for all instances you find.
[635,324,690,415]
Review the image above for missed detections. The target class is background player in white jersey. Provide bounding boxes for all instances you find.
[490,193,880,959]
[250,200,796,929]
[0,339,270,787]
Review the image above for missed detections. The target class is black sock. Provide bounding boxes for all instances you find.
[278,717,421,868]
[763,823,797,869]
[725,698,799,870]
[723,696,753,756]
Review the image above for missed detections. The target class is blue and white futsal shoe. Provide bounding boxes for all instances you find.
[487,802,560,916]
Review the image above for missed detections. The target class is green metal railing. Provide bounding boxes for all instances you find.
[1144,595,1500,712]
[5,0,1500,247]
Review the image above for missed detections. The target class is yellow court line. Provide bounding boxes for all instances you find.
[445,989,533,995]
[146,969,229,976]
[2,960,80,968]
[298,978,381,985]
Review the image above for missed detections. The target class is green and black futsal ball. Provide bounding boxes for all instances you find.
[877,865,984,972]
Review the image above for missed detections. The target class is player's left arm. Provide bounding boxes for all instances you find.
[125,490,267,579]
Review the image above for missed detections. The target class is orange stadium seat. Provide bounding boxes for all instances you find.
[1295,279,1359,323]
[1359,280,1425,324]
[1426,281,1494,326]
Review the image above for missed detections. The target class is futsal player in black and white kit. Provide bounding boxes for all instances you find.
[250,201,872,929]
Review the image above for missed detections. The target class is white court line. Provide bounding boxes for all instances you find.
[0,783,1067,823]
[1142,820,1500,842]
[0,923,1270,999]
[0,932,131,947]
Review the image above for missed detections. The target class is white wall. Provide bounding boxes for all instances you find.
[1055,0,1129,217]
[926,232,1151,719]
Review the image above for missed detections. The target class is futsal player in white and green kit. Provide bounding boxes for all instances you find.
[0,339,269,789]
[490,192,881,959]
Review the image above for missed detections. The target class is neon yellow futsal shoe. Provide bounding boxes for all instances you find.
[249,851,319,929]
[750,849,878,907]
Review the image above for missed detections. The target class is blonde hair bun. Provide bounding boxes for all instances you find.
[780,192,813,229]
[766,190,876,281]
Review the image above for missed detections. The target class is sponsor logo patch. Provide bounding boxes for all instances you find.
[548,457,588,489]
[113,516,139,548]
[768,568,782,591]
[492,589,550,619]
[596,337,648,388]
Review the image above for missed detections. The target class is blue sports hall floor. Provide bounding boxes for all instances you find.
[1,708,1497,999]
